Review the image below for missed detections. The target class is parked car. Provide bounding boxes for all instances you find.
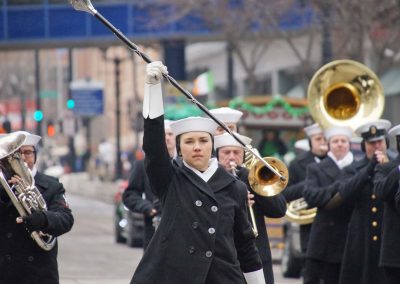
[113,179,144,248]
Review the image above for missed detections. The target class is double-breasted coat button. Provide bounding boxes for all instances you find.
[6,232,12,239]
[208,228,215,234]
[205,251,213,258]
[372,221,378,227]
[195,200,203,207]
[5,254,11,261]
[192,222,199,229]
[371,194,376,199]
[211,206,218,212]
[373,235,378,241]
[188,246,195,254]
[372,207,378,213]
[27,256,34,262]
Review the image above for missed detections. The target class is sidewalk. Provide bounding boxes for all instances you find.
[59,172,120,204]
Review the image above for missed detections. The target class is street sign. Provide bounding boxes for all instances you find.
[69,79,104,117]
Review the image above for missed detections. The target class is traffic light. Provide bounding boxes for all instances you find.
[47,121,56,137]
[33,110,44,122]
[67,99,75,109]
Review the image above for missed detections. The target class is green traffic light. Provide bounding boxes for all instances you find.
[67,99,75,109]
[33,110,43,122]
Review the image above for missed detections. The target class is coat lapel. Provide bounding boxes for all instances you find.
[207,166,236,193]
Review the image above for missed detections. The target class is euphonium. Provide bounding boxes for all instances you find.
[0,132,56,251]
[285,59,384,225]
[243,146,289,236]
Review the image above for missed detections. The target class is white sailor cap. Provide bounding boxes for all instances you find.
[170,117,218,136]
[209,107,243,123]
[388,124,400,138]
[214,132,252,150]
[304,123,323,137]
[324,126,353,141]
[164,119,173,130]
[354,119,391,142]
[15,131,41,147]
[294,138,310,151]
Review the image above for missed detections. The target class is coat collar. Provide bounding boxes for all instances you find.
[173,158,236,200]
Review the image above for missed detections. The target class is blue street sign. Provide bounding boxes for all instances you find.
[69,80,104,117]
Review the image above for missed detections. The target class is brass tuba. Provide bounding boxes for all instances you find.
[243,146,289,236]
[0,132,56,251]
[285,59,384,224]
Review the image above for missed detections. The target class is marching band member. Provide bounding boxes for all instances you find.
[283,123,328,266]
[336,119,391,284]
[374,124,400,284]
[303,126,354,284]
[130,61,265,284]
[122,120,175,249]
[0,131,74,284]
[214,132,287,284]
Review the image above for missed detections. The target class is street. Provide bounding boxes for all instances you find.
[57,190,302,284]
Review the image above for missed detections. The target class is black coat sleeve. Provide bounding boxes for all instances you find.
[374,161,400,202]
[122,160,154,216]
[143,115,174,201]
[41,178,74,237]
[233,180,263,273]
[303,164,339,208]
[338,163,370,204]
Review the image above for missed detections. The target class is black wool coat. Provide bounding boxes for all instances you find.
[303,157,353,263]
[123,159,160,249]
[338,157,385,284]
[0,172,74,284]
[374,155,400,268]
[131,116,262,284]
[236,166,287,284]
[283,151,319,252]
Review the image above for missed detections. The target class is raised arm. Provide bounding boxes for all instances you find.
[142,62,174,199]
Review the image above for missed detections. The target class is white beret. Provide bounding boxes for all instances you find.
[170,117,217,136]
[210,107,243,123]
[389,124,400,138]
[324,126,353,141]
[354,119,391,142]
[214,132,252,150]
[15,131,41,147]
[304,123,323,137]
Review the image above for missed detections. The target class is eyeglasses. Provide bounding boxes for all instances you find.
[20,150,36,157]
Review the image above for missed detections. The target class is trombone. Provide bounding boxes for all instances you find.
[69,0,287,184]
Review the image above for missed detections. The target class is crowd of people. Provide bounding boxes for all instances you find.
[2,60,400,284]
[122,61,400,284]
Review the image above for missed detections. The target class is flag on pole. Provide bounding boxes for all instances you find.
[192,71,214,96]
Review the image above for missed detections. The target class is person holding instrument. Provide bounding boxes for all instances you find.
[215,132,287,284]
[374,124,400,283]
[0,131,74,284]
[131,61,265,284]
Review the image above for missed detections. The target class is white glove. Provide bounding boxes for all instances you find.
[146,61,168,85]
[243,269,266,284]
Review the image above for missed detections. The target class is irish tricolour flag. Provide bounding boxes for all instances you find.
[192,71,214,96]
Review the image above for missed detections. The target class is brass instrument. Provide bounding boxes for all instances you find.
[307,59,384,131]
[285,59,384,224]
[0,132,56,251]
[242,146,289,237]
